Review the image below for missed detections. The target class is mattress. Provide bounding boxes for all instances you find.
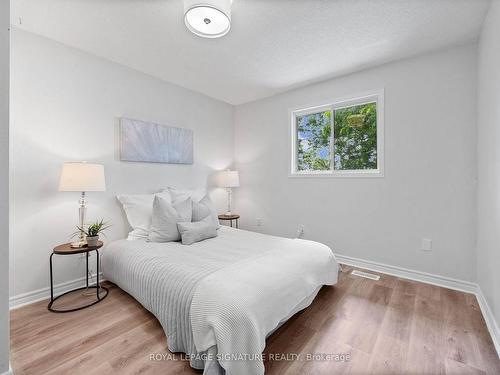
[102,226,338,375]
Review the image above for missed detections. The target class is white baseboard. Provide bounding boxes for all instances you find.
[9,273,103,310]
[475,286,500,357]
[335,254,477,293]
[335,253,499,358]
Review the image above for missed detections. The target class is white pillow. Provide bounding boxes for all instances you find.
[168,187,220,229]
[117,191,172,240]
[192,195,220,229]
[148,196,192,243]
[177,216,217,245]
[167,187,207,203]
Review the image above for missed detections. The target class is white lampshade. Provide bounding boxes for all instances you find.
[59,162,106,192]
[216,170,239,188]
[184,0,232,38]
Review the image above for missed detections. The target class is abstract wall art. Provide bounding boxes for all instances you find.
[120,118,193,164]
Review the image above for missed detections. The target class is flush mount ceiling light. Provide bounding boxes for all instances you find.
[184,0,232,38]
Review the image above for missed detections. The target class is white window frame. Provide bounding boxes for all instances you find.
[289,89,384,178]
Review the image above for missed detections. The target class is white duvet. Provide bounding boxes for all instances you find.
[102,226,338,375]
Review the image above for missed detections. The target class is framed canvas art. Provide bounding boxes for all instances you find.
[120,118,193,164]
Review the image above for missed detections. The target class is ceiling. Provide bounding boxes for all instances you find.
[12,0,491,105]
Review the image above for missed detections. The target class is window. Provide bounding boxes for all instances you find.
[291,91,384,177]
[296,108,332,172]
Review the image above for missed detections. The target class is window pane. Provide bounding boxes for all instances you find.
[334,102,377,171]
[296,110,331,171]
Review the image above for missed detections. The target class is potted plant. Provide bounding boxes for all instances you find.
[75,219,111,247]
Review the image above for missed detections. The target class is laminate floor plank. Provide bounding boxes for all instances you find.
[10,267,500,374]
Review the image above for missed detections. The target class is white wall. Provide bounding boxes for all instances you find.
[0,1,9,373]
[234,44,477,282]
[10,29,234,298]
[477,0,500,329]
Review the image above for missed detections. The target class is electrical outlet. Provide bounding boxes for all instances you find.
[421,238,432,252]
[256,218,263,226]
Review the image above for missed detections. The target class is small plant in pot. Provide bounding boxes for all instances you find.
[75,219,111,247]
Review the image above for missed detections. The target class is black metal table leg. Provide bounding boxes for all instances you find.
[50,253,54,303]
[86,251,89,289]
[96,249,100,300]
[48,246,108,313]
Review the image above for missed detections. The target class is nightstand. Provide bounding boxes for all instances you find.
[218,214,240,228]
[48,241,108,313]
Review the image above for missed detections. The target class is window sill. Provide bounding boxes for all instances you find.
[289,170,384,178]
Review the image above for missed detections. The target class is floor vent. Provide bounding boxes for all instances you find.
[351,270,380,281]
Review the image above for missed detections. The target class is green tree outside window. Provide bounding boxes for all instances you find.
[334,102,377,170]
[296,102,377,172]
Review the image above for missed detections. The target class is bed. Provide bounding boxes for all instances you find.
[102,226,339,375]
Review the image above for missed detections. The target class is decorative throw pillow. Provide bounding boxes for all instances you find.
[177,216,217,245]
[117,191,172,240]
[147,196,192,243]
[192,195,220,229]
[168,187,221,229]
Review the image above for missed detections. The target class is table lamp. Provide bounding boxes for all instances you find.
[59,162,106,248]
[216,169,239,215]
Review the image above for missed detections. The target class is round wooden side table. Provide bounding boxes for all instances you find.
[48,241,108,313]
[218,214,240,228]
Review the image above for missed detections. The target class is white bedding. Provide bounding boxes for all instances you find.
[102,226,338,375]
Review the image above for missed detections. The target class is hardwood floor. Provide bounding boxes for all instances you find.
[11,266,500,374]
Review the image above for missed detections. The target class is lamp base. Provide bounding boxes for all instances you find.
[71,191,88,249]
